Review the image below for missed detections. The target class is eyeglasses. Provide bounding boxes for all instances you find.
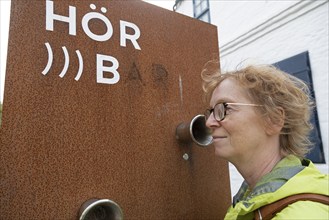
[205,102,263,122]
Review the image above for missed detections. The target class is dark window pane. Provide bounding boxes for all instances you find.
[273,52,325,163]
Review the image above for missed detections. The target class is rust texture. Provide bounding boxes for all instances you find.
[0,0,231,219]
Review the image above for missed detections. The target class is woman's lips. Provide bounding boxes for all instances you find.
[212,136,227,141]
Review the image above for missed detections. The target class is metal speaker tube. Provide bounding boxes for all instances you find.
[175,114,213,147]
[79,198,123,220]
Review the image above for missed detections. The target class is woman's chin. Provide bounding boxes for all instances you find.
[214,147,229,159]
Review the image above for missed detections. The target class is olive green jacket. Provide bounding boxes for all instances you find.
[224,155,329,220]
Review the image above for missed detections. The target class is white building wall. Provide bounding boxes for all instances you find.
[174,0,194,17]
[175,0,329,198]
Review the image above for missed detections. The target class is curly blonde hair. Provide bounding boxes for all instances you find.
[201,60,314,157]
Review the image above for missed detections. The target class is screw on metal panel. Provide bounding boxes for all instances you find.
[183,153,189,160]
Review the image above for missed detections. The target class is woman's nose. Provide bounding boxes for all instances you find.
[206,113,220,128]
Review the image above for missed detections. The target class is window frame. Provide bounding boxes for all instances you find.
[193,0,210,23]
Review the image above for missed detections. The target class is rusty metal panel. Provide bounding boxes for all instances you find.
[0,0,231,219]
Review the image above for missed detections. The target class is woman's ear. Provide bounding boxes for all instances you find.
[265,107,285,136]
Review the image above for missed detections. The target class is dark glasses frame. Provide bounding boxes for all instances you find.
[205,102,263,122]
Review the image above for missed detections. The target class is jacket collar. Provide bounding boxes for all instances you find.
[232,155,306,207]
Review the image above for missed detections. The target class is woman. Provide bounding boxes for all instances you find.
[202,62,329,219]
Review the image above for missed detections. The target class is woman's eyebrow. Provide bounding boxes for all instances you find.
[213,98,235,105]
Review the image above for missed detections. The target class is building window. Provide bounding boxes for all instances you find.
[273,51,325,163]
[193,0,210,23]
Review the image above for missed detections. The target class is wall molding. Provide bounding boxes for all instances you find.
[220,0,328,57]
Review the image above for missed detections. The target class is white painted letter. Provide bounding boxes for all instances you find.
[96,54,120,84]
[120,20,141,50]
[82,9,113,42]
[46,0,76,35]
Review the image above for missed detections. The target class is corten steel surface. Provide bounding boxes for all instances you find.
[0,0,231,219]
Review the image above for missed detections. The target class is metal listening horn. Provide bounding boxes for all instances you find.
[79,198,123,220]
[175,114,213,147]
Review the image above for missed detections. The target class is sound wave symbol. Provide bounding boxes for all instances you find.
[42,42,84,81]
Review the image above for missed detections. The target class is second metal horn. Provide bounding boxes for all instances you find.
[79,198,123,220]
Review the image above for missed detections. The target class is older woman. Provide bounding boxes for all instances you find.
[202,62,329,219]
